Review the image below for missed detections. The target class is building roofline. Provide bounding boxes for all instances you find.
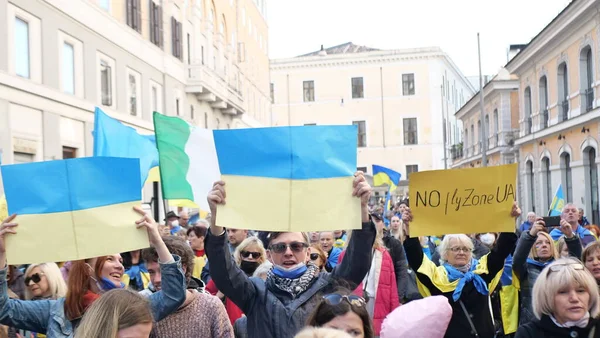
[455,78,519,120]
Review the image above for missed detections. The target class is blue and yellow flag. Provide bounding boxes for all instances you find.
[372,165,401,191]
[548,184,565,216]
[93,107,159,187]
[1,157,149,264]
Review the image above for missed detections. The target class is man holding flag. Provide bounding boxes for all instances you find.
[548,184,596,245]
[372,165,402,226]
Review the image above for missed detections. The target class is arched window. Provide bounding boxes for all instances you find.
[558,62,569,121]
[524,87,532,135]
[539,76,548,128]
[560,152,573,202]
[526,160,536,213]
[541,157,552,211]
[584,146,599,223]
[493,109,499,145]
[580,46,594,112]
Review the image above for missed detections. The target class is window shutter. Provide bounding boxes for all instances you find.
[134,0,141,32]
[171,17,175,55]
[178,22,183,59]
[126,0,133,27]
[149,0,155,43]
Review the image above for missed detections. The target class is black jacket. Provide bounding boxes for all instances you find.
[404,232,517,338]
[382,233,409,302]
[515,314,599,338]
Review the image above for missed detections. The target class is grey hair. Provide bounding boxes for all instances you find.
[252,261,273,278]
[195,219,210,227]
[561,203,578,213]
[437,234,474,265]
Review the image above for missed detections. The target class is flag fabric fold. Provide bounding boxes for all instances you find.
[372,165,402,191]
[93,107,159,187]
[0,157,148,264]
[548,184,565,216]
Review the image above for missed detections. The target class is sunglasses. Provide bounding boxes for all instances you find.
[310,253,320,261]
[241,251,262,259]
[549,262,585,273]
[25,273,45,285]
[323,294,365,307]
[269,241,308,254]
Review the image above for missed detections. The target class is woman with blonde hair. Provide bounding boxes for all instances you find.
[515,258,600,337]
[582,241,600,285]
[513,218,582,326]
[24,262,67,300]
[75,288,152,338]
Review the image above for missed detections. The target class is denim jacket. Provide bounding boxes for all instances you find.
[0,255,186,337]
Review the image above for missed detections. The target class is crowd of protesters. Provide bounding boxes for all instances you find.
[2,172,600,337]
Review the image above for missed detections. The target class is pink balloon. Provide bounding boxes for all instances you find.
[380,296,453,338]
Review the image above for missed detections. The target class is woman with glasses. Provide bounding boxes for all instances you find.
[305,290,373,338]
[309,245,328,271]
[513,218,582,326]
[515,258,600,337]
[401,203,520,338]
[24,263,67,301]
[205,173,376,338]
[207,237,266,325]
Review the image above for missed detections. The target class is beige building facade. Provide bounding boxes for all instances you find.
[270,43,475,199]
[0,0,271,204]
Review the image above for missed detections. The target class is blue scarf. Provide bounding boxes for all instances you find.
[550,226,592,240]
[99,277,125,291]
[125,263,148,290]
[500,254,513,286]
[443,258,488,302]
[526,257,554,268]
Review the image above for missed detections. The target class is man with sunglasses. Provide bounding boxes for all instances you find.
[204,172,376,338]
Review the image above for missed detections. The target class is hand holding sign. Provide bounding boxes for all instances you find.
[0,214,18,268]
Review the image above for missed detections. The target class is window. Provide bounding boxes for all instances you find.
[493,109,499,143]
[204,112,208,128]
[100,60,112,106]
[561,153,573,202]
[542,157,552,211]
[99,0,110,11]
[524,87,532,135]
[62,146,77,159]
[484,114,489,144]
[62,43,75,94]
[580,46,594,113]
[558,62,569,122]
[270,83,274,103]
[303,81,314,102]
[149,1,163,48]
[171,17,183,59]
[127,69,141,117]
[526,161,536,213]
[353,121,366,147]
[406,165,419,179]
[14,17,30,78]
[402,73,415,96]
[190,105,195,120]
[126,0,141,32]
[586,148,599,223]
[351,77,364,99]
[357,167,367,173]
[149,81,162,114]
[176,98,180,116]
[403,118,418,145]
[304,123,317,126]
[13,152,34,164]
[539,76,549,128]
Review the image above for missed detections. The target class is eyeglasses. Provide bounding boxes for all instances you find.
[25,273,45,285]
[310,253,319,261]
[241,251,262,259]
[449,247,471,253]
[549,262,585,273]
[269,242,308,254]
[323,294,365,307]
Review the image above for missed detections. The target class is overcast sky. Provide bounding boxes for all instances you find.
[267,0,572,77]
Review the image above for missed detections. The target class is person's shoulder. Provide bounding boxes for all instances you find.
[515,321,538,338]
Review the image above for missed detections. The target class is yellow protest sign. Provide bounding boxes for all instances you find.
[408,164,518,236]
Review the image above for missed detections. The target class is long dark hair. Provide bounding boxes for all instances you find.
[305,288,374,338]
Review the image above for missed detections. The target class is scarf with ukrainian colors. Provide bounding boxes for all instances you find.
[267,262,320,297]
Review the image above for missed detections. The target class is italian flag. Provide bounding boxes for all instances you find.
[153,112,221,211]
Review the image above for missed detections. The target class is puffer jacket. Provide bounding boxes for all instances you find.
[205,221,376,338]
[338,247,400,335]
[513,231,582,325]
[515,314,600,338]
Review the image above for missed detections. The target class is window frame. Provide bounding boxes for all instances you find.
[58,31,83,97]
[402,73,415,96]
[352,121,367,147]
[97,52,116,109]
[126,68,142,117]
[351,77,364,99]
[403,118,418,145]
[303,80,315,102]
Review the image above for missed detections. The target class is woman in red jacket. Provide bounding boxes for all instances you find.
[338,222,400,336]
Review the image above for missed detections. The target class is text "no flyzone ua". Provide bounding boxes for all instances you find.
[415,184,516,215]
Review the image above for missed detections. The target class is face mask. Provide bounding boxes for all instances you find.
[171,220,180,227]
[87,263,125,293]
[480,233,496,246]
[240,261,260,275]
[272,262,307,279]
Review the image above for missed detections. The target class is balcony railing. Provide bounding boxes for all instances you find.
[187,61,244,113]
[540,109,549,129]
[450,143,463,160]
[585,88,594,113]
[559,99,569,122]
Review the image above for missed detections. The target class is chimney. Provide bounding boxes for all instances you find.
[318,44,327,57]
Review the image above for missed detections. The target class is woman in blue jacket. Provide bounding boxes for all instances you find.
[0,207,186,337]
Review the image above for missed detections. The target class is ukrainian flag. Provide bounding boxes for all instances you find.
[1,157,147,264]
[548,184,565,216]
[213,125,359,232]
[372,165,402,191]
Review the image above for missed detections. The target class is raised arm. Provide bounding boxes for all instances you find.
[204,182,257,313]
[331,173,375,287]
[512,228,539,280]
